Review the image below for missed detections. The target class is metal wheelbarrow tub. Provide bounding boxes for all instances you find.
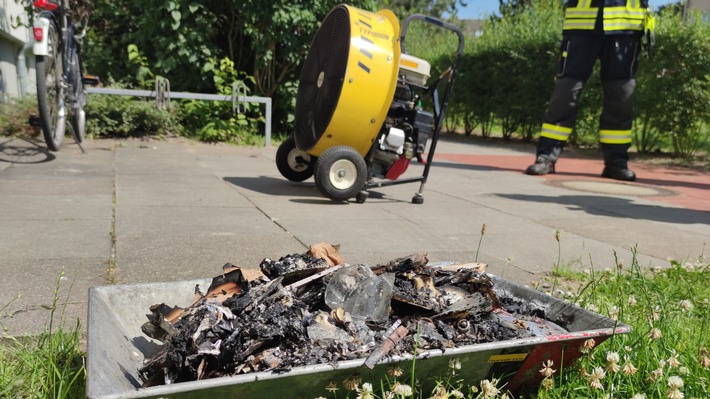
[87,275,630,398]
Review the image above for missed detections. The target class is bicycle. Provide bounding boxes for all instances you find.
[31,0,98,152]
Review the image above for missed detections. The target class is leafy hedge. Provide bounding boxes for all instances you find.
[447,4,710,157]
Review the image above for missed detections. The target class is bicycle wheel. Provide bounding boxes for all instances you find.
[69,48,86,143]
[36,19,66,151]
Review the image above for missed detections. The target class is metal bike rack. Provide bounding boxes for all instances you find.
[86,81,273,147]
[154,77,170,111]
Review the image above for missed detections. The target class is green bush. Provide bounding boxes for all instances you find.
[85,94,184,138]
[454,0,562,141]
[0,98,41,138]
[635,10,710,158]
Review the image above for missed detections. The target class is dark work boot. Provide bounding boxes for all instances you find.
[525,137,564,176]
[601,143,636,181]
[525,157,556,175]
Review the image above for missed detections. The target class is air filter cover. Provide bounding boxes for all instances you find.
[294,5,401,157]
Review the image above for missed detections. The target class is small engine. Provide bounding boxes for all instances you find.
[370,54,434,180]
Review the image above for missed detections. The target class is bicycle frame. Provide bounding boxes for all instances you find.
[33,0,82,106]
[32,0,90,152]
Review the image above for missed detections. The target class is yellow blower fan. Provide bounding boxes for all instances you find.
[276,4,464,204]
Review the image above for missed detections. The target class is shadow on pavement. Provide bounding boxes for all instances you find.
[497,193,710,225]
[223,176,319,197]
[223,176,403,204]
[0,137,56,164]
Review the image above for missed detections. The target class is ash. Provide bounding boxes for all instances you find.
[138,245,568,387]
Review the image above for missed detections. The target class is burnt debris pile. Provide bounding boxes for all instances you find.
[139,243,569,387]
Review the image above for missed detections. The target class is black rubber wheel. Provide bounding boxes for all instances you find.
[412,194,424,204]
[36,19,65,152]
[314,146,367,202]
[276,137,315,182]
[69,47,86,143]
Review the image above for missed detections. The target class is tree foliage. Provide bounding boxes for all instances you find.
[452,0,562,141]
[81,0,710,156]
[377,0,466,18]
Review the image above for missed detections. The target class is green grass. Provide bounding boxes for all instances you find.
[531,249,710,399]
[0,270,86,399]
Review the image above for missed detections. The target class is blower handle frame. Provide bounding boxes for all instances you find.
[394,14,464,202]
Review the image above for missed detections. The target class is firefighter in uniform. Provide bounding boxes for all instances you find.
[525,0,654,181]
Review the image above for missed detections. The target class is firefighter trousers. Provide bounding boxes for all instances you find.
[537,34,642,169]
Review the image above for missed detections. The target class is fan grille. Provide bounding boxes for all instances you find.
[294,6,350,151]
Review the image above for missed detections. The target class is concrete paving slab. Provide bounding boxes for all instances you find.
[116,205,291,236]
[117,174,251,207]
[0,194,111,221]
[0,219,112,260]
[0,258,106,336]
[115,233,304,284]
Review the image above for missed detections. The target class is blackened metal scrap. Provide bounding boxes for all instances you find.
[432,291,492,320]
[286,264,344,292]
[224,277,284,314]
[371,251,429,274]
[363,319,409,369]
[392,267,447,313]
[138,250,572,388]
[259,253,329,281]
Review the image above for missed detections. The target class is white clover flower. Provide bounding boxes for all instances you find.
[622,361,638,375]
[609,306,619,320]
[539,359,556,378]
[649,327,662,341]
[343,375,361,391]
[387,366,403,377]
[480,379,501,398]
[394,383,413,397]
[448,358,461,371]
[647,367,664,382]
[451,389,464,398]
[700,349,710,368]
[668,376,684,389]
[652,306,662,321]
[679,300,693,311]
[666,388,684,399]
[606,351,621,373]
[586,366,606,389]
[627,295,638,306]
[580,338,596,354]
[668,353,681,368]
[630,394,646,399]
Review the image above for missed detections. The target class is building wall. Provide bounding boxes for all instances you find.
[0,0,35,102]
[693,0,710,12]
